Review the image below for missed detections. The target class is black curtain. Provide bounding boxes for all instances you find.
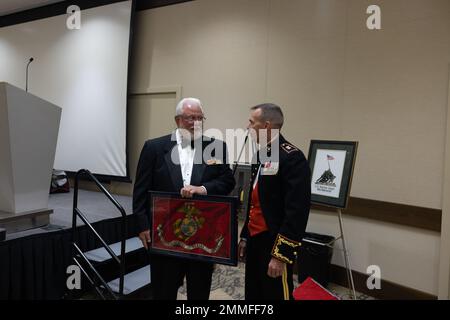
[0,215,139,300]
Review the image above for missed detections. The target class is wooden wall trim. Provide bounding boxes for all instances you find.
[312,197,442,232]
[330,264,437,300]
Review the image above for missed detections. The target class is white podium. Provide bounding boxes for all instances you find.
[0,82,61,233]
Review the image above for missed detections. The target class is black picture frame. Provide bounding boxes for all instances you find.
[307,140,358,209]
[148,191,239,266]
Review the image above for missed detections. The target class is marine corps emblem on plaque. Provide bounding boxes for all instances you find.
[173,202,205,241]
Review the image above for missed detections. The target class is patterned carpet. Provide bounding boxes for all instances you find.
[80,261,374,300]
[177,262,375,300]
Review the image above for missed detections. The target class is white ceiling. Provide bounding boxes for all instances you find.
[0,0,63,16]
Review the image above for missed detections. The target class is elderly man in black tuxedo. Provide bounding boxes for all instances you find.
[133,97,235,300]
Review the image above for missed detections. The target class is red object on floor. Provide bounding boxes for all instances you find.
[293,277,340,300]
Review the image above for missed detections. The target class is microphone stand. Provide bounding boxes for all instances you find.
[232,130,249,177]
[26,58,34,92]
[232,130,250,214]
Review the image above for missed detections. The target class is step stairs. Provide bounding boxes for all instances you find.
[81,236,151,297]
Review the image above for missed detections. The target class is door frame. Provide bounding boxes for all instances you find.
[129,86,182,100]
[438,65,450,299]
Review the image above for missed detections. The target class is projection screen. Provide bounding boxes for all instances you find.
[0,1,132,178]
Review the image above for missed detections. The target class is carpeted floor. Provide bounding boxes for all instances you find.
[177,262,375,300]
[82,261,375,300]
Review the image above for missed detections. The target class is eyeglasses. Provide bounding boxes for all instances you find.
[177,115,206,122]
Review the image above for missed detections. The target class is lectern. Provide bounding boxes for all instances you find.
[0,82,61,234]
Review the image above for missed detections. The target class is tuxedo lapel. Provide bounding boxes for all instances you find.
[163,136,184,191]
[190,138,206,187]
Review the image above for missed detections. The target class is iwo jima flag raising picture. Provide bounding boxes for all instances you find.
[312,150,346,198]
[148,191,238,266]
[315,154,337,186]
[308,140,358,209]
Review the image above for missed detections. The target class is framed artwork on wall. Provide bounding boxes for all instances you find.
[308,140,358,209]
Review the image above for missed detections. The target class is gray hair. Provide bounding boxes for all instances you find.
[251,103,284,128]
[175,97,204,116]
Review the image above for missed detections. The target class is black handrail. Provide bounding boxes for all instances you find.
[71,169,127,298]
[73,244,116,299]
[73,257,106,300]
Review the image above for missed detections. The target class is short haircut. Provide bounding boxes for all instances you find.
[175,97,204,116]
[251,103,284,128]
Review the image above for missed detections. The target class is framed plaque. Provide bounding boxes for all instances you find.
[148,191,239,266]
[308,140,358,209]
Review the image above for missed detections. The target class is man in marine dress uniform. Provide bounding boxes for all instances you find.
[239,103,311,300]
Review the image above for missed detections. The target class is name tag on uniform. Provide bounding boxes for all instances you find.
[261,161,279,175]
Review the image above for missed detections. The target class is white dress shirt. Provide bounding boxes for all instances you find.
[175,129,208,194]
[176,129,195,186]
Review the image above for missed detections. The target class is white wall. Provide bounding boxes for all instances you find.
[308,210,441,294]
[129,0,450,295]
[0,1,132,177]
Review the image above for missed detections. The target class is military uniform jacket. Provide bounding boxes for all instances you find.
[240,135,311,265]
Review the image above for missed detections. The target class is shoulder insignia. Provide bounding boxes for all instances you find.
[281,142,299,154]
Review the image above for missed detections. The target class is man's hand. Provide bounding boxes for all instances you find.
[267,257,286,278]
[238,239,247,262]
[138,230,151,250]
[180,185,207,198]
